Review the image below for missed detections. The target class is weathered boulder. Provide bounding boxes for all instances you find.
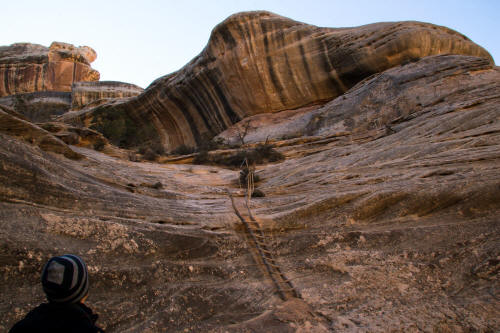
[64,11,492,151]
[0,42,99,97]
[71,81,144,110]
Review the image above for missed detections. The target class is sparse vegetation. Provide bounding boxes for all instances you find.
[279,132,303,140]
[235,119,254,145]
[170,135,226,157]
[193,150,211,164]
[128,151,140,162]
[90,107,136,147]
[212,149,248,167]
[251,143,284,164]
[198,135,227,152]
[171,144,196,155]
[93,138,106,151]
[193,142,284,167]
[251,189,265,197]
[134,141,167,160]
[143,148,158,161]
[152,182,163,189]
[150,142,165,156]
[89,106,162,154]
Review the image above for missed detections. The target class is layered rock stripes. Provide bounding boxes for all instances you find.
[64,11,493,151]
[0,42,99,97]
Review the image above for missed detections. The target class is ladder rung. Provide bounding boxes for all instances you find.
[254,240,269,248]
[249,223,264,231]
[257,251,272,260]
[259,249,275,262]
[267,262,282,269]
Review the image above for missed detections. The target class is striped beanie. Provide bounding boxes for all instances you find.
[41,254,89,304]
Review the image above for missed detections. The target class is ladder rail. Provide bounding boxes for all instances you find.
[226,189,301,300]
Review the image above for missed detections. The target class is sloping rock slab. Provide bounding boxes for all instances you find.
[0,106,82,159]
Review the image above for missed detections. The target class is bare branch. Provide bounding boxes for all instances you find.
[236,119,253,145]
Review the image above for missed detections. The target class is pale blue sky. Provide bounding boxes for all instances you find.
[2,0,498,88]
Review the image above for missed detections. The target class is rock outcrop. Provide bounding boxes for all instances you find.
[71,81,144,110]
[64,11,493,151]
[1,51,499,331]
[218,54,500,145]
[0,12,499,333]
[0,91,71,122]
[0,42,99,97]
[0,43,145,122]
[0,105,82,159]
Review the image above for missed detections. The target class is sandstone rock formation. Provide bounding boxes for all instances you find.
[0,42,99,97]
[71,81,144,110]
[0,12,499,333]
[218,54,500,145]
[64,11,492,151]
[0,43,144,122]
[0,91,71,122]
[1,51,499,331]
[0,105,82,159]
[0,80,142,122]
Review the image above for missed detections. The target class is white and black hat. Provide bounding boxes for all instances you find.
[41,254,89,304]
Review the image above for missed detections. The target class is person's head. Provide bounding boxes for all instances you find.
[41,254,89,304]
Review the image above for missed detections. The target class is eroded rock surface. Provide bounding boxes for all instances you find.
[0,42,99,97]
[0,91,71,122]
[71,81,144,110]
[219,54,500,145]
[0,106,82,159]
[64,11,492,151]
[1,49,498,332]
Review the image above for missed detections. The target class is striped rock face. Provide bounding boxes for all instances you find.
[64,11,492,151]
[70,81,144,110]
[1,54,499,332]
[0,42,100,97]
[0,13,499,331]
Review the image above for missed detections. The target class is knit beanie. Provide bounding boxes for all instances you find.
[41,254,89,304]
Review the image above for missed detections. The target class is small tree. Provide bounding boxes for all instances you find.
[235,119,254,146]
